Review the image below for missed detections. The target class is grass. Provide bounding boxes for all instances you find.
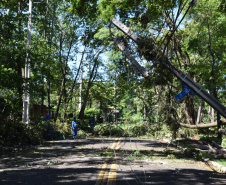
[213,159,226,167]
[100,152,115,157]
[127,154,153,160]
[127,150,153,160]
[47,160,59,165]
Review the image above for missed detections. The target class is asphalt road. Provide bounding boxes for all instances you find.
[0,138,225,185]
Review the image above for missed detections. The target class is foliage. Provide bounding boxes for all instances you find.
[95,123,124,137]
[53,120,71,138]
[177,128,198,139]
[1,0,226,146]
[213,159,226,167]
[0,119,45,146]
[221,138,226,148]
[77,129,89,138]
[84,107,100,119]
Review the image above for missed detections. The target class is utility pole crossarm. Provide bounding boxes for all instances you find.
[112,18,143,45]
[113,37,149,78]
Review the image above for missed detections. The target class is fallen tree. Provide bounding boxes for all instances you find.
[162,139,226,159]
[180,119,226,129]
[199,144,226,155]
[218,128,226,136]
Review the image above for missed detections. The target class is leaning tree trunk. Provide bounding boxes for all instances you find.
[78,61,97,120]
[55,30,74,122]
[64,46,86,116]
[78,49,103,119]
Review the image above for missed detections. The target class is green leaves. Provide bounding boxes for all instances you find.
[70,0,98,22]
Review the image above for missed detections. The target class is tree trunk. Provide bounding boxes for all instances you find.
[180,119,226,129]
[47,0,55,115]
[22,0,32,125]
[55,30,74,122]
[79,59,83,113]
[17,1,23,118]
[218,128,226,136]
[207,17,221,138]
[196,103,202,125]
[78,49,103,119]
[143,94,146,121]
[185,96,195,125]
[64,46,85,115]
[211,107,215,123]
[41,0,48,116]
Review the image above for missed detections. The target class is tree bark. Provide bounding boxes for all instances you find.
[212,141,222,149]
[22,0,32,125]
[54,30,75,122]
[218,128,226,136]
[79,58,83,113]
[185,96,196,125]
[180,119,226,129]
[207,16,221,138]
[64,47,86,116]
[78,49,103,119]
[213,154,226,159]
[196,103,202,125]
[211,107,215,123]
[41,0,48,116]
[17,1,23,118]
[199,149,226,155]
[47,0,55,115]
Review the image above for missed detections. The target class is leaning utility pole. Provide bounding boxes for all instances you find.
[22,0,32,125]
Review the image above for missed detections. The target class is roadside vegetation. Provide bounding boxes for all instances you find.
[1,0,226,169]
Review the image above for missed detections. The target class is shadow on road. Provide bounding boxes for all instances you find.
[0,138,225,185]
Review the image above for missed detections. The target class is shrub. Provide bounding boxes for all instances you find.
[95,123,124,137]
[222,138,226,148]
[52,120,71,139]
[0,119,45,146]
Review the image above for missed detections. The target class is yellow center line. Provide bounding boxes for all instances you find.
[95,138,120,185]
[107,158,118,185]
[95,162,108,185]
[115,138,122,150]
[111,138,119,150]
[108,140,119,185]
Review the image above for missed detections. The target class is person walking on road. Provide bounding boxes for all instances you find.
[72,116,78,139]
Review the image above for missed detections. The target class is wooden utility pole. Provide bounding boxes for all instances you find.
[22,0,32,125]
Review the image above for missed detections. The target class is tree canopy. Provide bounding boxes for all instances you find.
[0,0,225,144]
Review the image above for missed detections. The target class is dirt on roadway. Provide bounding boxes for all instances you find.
[0,138,225,185]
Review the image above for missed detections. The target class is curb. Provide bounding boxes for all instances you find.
[211,161,226,173]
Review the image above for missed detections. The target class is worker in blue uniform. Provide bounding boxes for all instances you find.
[72,116,78,139]
[90,117,95,134]
[44,114,50,121]
[44,114,53,140]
